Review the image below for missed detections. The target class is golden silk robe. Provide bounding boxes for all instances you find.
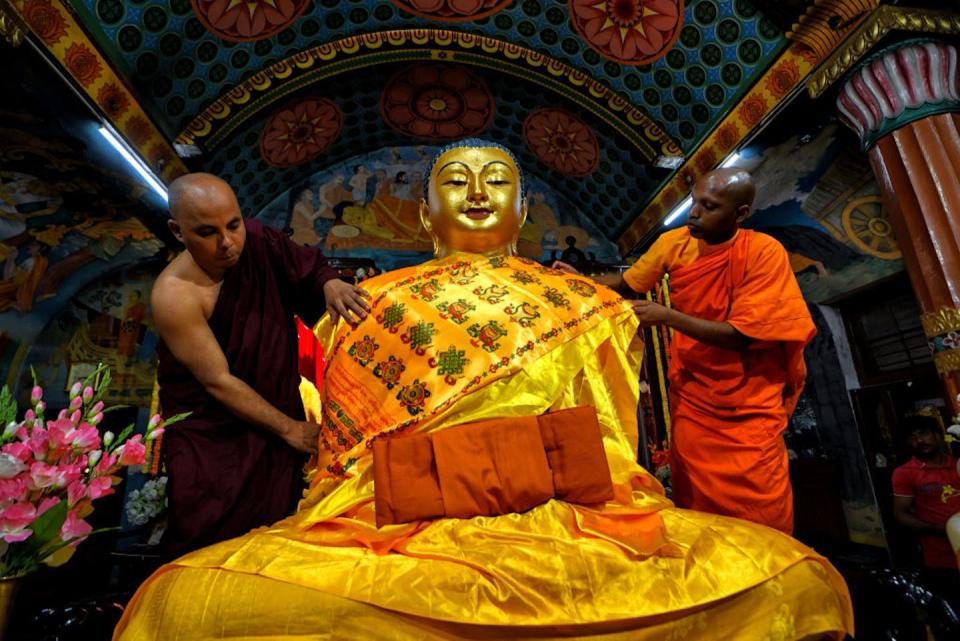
[114,254,853,641]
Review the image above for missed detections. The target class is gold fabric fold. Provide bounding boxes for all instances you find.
[373,406,613,526]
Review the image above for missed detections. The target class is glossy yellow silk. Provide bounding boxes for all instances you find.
[114,255,853,640]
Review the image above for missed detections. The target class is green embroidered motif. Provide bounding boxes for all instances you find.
[510,270,540,285]
[472,283,510,304]
[401,321,436,354]
[396,379,431,416]
[566,278,597,297]
[437,298,476,325]
[347,335,379,366]
[410,278,444,302]
[541,286,571,309]
[504,301,542,328]
[378,302,406,332]
[432,345,470,383]
[468,320,509,353]
[448,262,481,285]
[373,355,406,389]
[325,400,364,446]
[487,256,508,269]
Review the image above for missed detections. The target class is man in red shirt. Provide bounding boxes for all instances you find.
[892,413,960,608]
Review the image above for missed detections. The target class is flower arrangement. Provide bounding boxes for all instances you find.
[0,367,184,578]
[125,476,167,528]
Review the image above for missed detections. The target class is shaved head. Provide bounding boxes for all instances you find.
[168,173,237,220]
[699,168,756,210]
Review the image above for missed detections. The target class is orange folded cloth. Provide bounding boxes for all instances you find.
[373,406,614,527]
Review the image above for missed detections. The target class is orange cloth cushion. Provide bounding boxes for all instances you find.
[373,406,614,527]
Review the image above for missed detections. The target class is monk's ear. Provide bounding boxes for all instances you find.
[419,198,432,234]
[168,219,183,242]
[735,204,750,224]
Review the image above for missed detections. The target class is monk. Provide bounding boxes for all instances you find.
[115,143,851,641]
[555,168,815,534]
[151,173,370,555]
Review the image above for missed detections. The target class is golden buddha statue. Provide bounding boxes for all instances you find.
[115,140,853,640]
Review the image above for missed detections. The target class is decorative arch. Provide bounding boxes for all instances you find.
[175,29,681,161]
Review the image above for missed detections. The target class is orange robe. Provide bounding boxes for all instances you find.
[624,228,815,533]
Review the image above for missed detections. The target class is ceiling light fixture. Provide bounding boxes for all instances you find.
[98,125,168,202]
[662,195,692,227]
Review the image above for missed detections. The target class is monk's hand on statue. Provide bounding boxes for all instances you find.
[631,300,671,327]
[324,278,371,327]
[551,260,580,275]
[284,421,320,454]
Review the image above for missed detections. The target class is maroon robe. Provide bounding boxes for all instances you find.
[157,219,339,555]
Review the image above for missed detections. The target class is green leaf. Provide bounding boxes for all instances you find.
[0,386,17,427]
[24,499,68,552]
[160,412,191,427]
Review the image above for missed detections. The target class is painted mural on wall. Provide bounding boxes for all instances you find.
[254,146,622,272]
[738,122,903,303]
[0,111,165,387]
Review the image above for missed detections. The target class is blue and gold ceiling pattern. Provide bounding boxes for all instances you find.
[15,0,805,249]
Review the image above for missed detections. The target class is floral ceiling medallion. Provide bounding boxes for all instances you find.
[381,64,494,140]
[191,0,311,42]
[523,109,600,176]
[388,0,513,22]
[259,97,343,168]
[569,0,684,66]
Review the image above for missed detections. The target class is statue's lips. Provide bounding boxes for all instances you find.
[464,209,493,220]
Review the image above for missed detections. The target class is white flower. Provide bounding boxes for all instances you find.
[947,424,960,437]
[0,452,26,479]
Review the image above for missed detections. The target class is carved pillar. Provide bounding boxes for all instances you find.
[837,40,960,412]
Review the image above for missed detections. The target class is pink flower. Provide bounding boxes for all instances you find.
[147,414,162,431]
[61,509,92,545]
[24,409,35,422]
[81,387,94,402]
[0,476,28,503]
[69,382,82,398]
[0,501,36,543]
[29,461,67,489]
[91,402,104,415]
[86,476,113,500]
[35,401,46,414]
[37,497,60,516]
[0,452,26,479]
[30,386,42,403]
[69,397,82,411]
[71,424,100,450]
[89,413,103,426]
[2,442,30,462]
[145,427,164,441]
[70,409,81,424]
[46,418,76,450]
[27,429,49,461]
[94,451,117,474]
[118,436,145,466]
[67,480,87,505]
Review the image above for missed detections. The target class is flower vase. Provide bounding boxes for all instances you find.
[0,576,21,641]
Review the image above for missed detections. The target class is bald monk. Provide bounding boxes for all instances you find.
[152,173,370,554]
[556,168,815,534]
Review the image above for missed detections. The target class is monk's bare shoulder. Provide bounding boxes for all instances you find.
[151,254,209,327]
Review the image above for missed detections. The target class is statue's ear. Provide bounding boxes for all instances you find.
[519,197,528,228]
[419,198,432,234]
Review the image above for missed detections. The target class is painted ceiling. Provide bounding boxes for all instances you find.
[9,0,932,257]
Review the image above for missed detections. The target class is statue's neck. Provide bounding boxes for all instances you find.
[435,246,516,259]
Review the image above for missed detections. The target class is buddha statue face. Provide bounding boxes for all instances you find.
[420,145,527,258]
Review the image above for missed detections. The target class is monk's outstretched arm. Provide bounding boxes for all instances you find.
[152,279,319,454]
[550,262,632,292]
[631,300,749,351]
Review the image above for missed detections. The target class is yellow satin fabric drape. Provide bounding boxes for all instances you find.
[114,255,853,640]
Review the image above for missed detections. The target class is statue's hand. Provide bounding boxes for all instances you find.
[323,278,371,327]
[283,420,320,454]
[551,260,580,275]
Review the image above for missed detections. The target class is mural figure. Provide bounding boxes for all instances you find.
[117,289,147,363]
[0,239,49,313]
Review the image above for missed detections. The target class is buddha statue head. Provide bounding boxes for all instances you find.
[419,139,528,258]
